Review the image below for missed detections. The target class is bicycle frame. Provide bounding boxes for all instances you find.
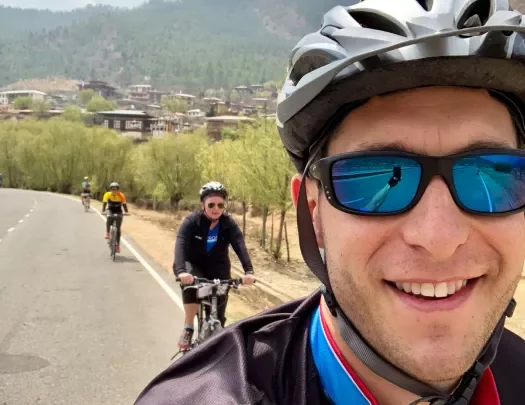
[81,194,90,212]
[106,213,122,261]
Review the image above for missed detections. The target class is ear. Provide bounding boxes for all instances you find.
[291,174,325,249]
[200,201,205,210]
[291,173,302,209]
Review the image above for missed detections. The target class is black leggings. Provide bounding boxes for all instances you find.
[106,215,123,244]
[181,262,229,327]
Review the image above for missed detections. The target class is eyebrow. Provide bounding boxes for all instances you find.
[351,139,515,155]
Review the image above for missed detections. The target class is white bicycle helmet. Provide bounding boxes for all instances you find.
[199,181,228,201]
[276,1,521,404]
[109,182,120,189]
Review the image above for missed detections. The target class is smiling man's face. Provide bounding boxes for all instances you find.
[311,86,525,386]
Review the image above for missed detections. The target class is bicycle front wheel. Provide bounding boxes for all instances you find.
[110,226,117,259]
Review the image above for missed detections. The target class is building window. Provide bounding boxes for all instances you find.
[125,120,143,130]
[114,120,121,129]
[104,120,109,128]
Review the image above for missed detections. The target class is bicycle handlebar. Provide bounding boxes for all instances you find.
[176,277,243,286]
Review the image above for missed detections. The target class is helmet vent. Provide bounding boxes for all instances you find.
[457,0,491,29]
[415,0,433,11]
[289,53,337,85]
[348,10,408,37]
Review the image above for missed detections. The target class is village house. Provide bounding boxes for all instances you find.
[94,110,157,143]
[77,80,118,100]
[187,109,206,119]
[206,115,256,141]
[0,90,47,105]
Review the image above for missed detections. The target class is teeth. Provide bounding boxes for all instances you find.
[434,282,448,298]
[393,279,470,297]
[447,281,456,295]
[411,283,421,295]
[421,283,434,297]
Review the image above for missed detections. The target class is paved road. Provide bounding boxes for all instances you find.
[0,189,183,405]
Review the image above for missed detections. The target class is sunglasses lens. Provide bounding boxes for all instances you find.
[453,154,525,213]
[332,157,422,213]
[218,203,225,209]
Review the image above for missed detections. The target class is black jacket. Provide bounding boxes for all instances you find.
[134,291,525,405]
[173,210,253,279]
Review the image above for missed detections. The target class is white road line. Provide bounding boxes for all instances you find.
[8,227,15,233]
[18,219,24,224]
[55,193,184,311]
[25,214,30,218]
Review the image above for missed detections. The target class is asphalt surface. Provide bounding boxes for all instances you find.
[0,189,184,405]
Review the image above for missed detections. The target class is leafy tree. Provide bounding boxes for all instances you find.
[62,105,83,122]
[13,96,33,110]
[33,100,50,115]
[140,132,208,208]
[79,89,96,105]
[86,96,117,113]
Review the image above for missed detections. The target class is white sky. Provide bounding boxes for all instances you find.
[0,0,145,10]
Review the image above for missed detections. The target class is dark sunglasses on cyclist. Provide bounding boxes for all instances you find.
[309,148,525,216]
[207,202,225,210]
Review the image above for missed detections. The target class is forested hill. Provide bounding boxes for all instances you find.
[2,0,525,91]
[0,0,341,90]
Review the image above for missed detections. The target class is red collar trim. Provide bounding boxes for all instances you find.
[318,305,500,405]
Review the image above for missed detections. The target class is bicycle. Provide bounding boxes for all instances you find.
[104,212,123,261]
[171,277,243,360]
[81,193,91,212]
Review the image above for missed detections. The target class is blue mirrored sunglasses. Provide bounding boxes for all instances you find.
[310,149,525,216]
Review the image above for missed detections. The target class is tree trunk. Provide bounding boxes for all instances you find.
[242,200,247,237]
[170,194,183,210]
[270,211,274,253]
[273,208,287,260]
[284,220,290,263]
[260,205,268,249]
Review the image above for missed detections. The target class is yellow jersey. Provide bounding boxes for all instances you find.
[102,191,127,213]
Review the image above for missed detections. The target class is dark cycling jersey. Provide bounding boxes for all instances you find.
[173,210,253,279]
[134,291,525,405]
[81,181,91,192]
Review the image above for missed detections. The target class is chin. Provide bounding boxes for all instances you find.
[387,325,483,385]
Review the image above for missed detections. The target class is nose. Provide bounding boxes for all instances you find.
[401,178,469,260]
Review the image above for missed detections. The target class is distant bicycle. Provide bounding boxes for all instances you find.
[104,212,123,261]
[81,193,91,212]
[171,277,243,360]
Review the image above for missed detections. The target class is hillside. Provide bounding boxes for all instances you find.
[0,0,340,90]
[1,0,524,91]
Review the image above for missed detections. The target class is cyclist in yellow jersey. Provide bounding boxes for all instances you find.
[102,182,130,253]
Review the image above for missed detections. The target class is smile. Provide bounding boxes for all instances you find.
[386,277,481,312]
[394,279,469,298]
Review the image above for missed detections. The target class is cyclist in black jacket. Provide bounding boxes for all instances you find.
[135,1,525,404]
[174,182,255,349]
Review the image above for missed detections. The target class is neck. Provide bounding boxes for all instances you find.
[319,299,457,405]
[203,211,219,225]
